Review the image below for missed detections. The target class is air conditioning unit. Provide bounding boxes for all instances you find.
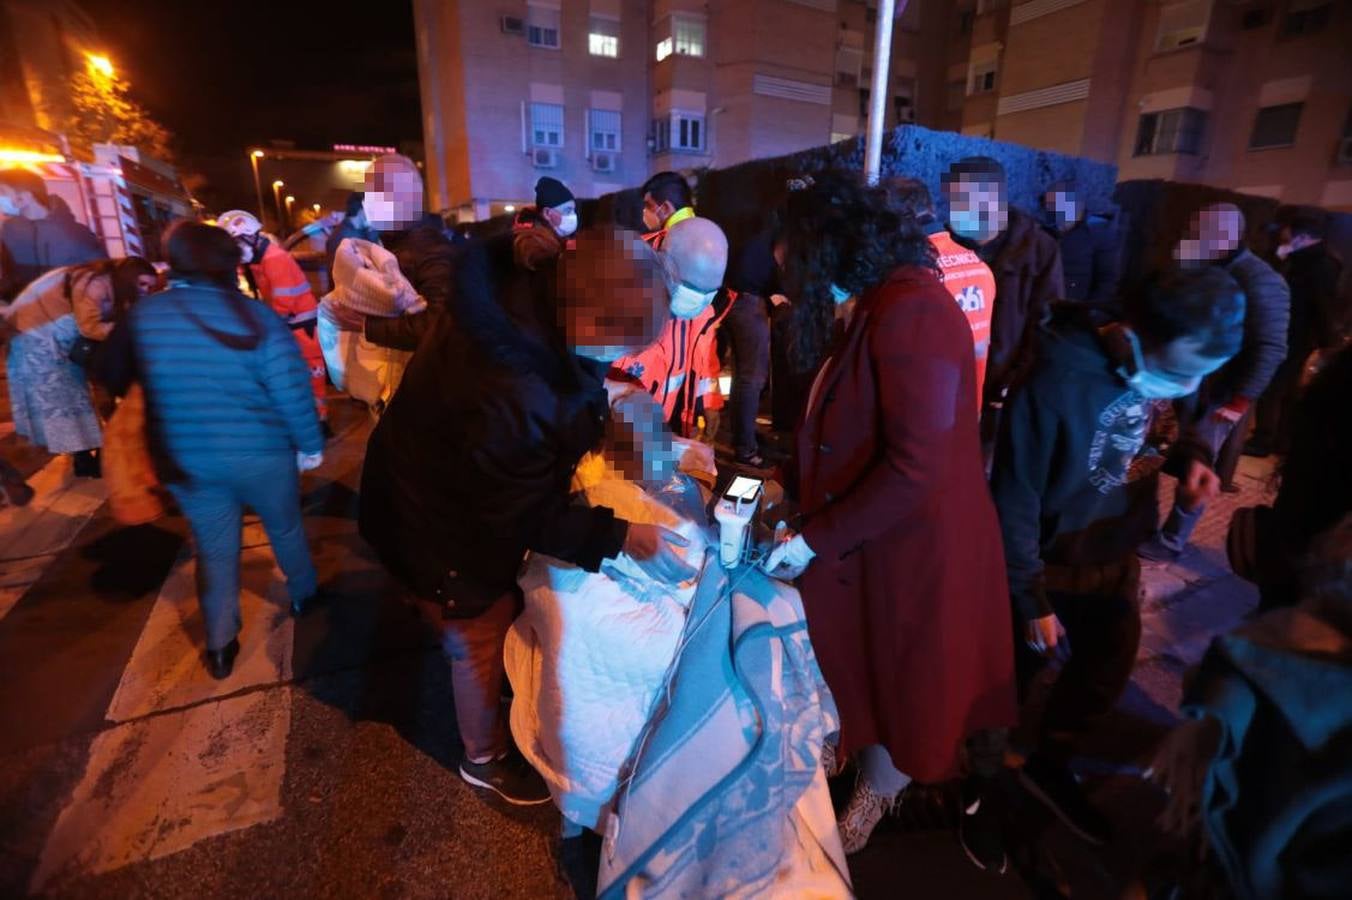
[591,152,617,173]
[1338,137,1352,165]
[532,147,559,168]
[500,15,525,35]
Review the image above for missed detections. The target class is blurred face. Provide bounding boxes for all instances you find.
[135,273,158,296]
[560,239,665,362]
[1045,189,1080,231]
[362,165,424,230]
[1175,209,1242,267]
[946,176,1007,243]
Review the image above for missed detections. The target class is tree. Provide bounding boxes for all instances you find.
[59,69,174,163]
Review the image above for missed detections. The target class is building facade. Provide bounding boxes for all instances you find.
[414,0,1352,219]
[949,0,1352,210]
[413,0,957,220]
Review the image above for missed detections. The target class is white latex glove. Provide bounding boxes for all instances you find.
[762,528,815,580]
[297,451,324,472]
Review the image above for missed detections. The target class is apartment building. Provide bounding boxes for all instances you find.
[413,0,957,220]
[948,0,1352,210]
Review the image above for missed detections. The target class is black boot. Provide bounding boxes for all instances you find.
[72,450,101,479]
[205,638,240,680]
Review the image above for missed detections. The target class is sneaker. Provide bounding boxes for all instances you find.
[1018,755,1111,847]
[957,781,1008,875]
[1137,535,1182,564]
[459,751,552,806]
[838,777,901,855]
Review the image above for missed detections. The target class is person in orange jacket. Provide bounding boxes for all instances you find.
[887,178,996,408]
[611,216,729,441]
[218,210,329,428]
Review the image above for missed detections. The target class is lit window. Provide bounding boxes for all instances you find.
[588,16,619,57]
[1134,107,1207,156]
[1248,103,1303,150]
[590,109,621,152]
[673,16,705,56]
[656,14,704,60]
[530,102,564,148]
[527,5,560,49]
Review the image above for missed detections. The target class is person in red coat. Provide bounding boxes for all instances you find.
[763,172,1016,868]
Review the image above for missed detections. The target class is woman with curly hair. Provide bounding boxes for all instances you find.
[764,171,1016,865]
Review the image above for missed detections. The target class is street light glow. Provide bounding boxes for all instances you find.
[251,150,265,158]
[504,205,516,213]
[285,195,295,203]
[272,180,284,188]
[86,53,114,78]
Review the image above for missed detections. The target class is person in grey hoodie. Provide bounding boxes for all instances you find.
[1141,203,1290,561]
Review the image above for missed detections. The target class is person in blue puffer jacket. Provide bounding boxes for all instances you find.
[111,221,325,679]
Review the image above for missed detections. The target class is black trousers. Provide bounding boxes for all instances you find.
[1015,560,1142,764]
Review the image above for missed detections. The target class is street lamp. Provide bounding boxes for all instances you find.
[312,203,321,214]
[249,150,266,221]
[271,179,284,230]
[284,195,295,228]
[86,53,114,79]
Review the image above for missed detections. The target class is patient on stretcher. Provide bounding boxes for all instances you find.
[504,390,713,829]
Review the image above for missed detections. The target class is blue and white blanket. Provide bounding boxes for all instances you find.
[597,560,849,899]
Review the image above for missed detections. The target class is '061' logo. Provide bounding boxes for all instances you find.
[955,285,986,313]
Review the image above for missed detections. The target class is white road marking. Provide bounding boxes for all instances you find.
[30,687,292,892]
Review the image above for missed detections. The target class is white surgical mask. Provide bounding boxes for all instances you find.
[670,282,717,319]
[829,283,852,305]
[556,212,578,238]
[0,194,18,216]
[949,208,988,240]
[1119,328,1201,400]
[1275,243,1294,260]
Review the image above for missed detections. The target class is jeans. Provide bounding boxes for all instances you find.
[168,453,317,652]
[415,591,516,761]
[1015,561,1141,765]
[724,293,771,457]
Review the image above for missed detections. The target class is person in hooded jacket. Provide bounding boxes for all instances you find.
[990,268,1245,848]
[218,210,329,430]
[0,169,106,301]
[102,222,325,680]
[942,157,1064,459]
[359,225,692,806]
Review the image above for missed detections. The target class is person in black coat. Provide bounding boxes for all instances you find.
[0,169,106,300]
[358,225,692,804]
[1043,181,1121,322]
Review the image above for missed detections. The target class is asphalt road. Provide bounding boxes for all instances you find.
[0,391,1269,899]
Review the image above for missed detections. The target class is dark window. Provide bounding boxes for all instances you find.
[893,95,914,124]
[858,87,871,118]
[960,10,975,34]
[1249,102,1303,149]
[1281,3,1331,37]
[1241,8,1271,29]
[1134,107,1207,156]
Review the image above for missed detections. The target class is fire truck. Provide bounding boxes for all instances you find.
[0,138,196,261]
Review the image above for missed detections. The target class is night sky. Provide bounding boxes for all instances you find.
[79,0,422,210]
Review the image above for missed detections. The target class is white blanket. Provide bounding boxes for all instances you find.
[505,445,712,830]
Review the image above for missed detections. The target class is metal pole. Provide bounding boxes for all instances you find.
[250,153,266,220]
[864,0,901,186]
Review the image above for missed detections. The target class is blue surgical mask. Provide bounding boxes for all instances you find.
[670,282,717,319]
[829,283,852,305]
[1119,328,1201,400]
